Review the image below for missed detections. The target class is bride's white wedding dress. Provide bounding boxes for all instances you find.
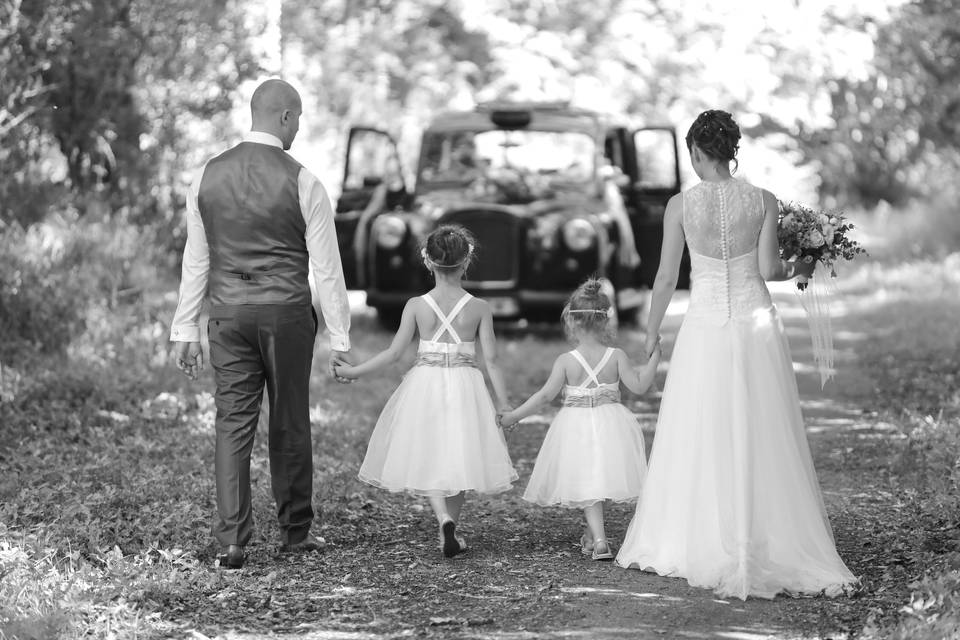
[616,178,857,599]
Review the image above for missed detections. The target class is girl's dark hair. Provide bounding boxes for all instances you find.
[561,278,615,344]
[423,224,477,275]
[685,109,741,172]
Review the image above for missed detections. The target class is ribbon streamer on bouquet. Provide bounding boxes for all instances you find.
[796,262,836,388]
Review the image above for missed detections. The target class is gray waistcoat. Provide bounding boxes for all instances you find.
[198,142,310,306]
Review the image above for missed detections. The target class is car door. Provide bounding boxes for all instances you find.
[623,126,689,288]
[335,127,406,289]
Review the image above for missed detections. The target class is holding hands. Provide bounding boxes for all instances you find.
[330,350,356,384]
[643,333,663,361]
[497,407,521,431]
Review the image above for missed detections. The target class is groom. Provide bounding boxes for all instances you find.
[170,79,352,569]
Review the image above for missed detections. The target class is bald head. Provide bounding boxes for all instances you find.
[250,79,302,149]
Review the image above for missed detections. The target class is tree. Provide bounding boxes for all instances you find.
[0,0,261,227]
[795,0,960,207]
[0,0,65,226]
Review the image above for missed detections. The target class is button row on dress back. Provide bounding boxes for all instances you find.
[717,183,731,319]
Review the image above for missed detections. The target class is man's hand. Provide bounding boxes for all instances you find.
[174,341,203,381]
[329,349,354,384]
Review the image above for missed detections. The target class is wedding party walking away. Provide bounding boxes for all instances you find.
[8,3,958,636]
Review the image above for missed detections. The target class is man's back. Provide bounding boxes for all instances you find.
[198,141,309,306]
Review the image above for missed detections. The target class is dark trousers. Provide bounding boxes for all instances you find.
[207,303,316,547]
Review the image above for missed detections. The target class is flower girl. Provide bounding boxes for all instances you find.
[335,225,517,557]
[498,279,660,560]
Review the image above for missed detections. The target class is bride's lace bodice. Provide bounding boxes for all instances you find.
[682,179,772,324]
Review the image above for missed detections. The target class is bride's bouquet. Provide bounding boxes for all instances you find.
[777,201,866,388]
[777,202,866,290]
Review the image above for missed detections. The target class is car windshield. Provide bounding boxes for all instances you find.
[418,129,596,189]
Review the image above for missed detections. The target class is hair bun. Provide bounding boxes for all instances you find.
[685,109,741,163]
[582,280,602,296]
[423,224,478,271]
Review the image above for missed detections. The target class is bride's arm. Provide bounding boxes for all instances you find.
[644,194,685,356]
[759,189,814,281]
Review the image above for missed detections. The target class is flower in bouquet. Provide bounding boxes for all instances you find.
[777,201,867,290]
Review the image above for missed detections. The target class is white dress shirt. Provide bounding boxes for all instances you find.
[169,131,351,351]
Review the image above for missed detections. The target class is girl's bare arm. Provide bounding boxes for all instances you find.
[335,300,417,378]
[499,356,566,427]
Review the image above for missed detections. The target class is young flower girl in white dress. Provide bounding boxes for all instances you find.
[499,279,660,560]
[335,225,517,558]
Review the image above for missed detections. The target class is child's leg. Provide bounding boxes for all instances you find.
[445,492,465,523]
[428,491,465,524]
[428,496,450,524]
[428,492,467,557]
[583,501,606,542]
[584,500,614,559]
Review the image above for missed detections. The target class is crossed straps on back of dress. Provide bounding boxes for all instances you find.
[415,293,477,368]
[565,348,621,407]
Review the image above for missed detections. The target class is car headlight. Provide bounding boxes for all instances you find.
[373,215,407,250]
[562,218,596,252]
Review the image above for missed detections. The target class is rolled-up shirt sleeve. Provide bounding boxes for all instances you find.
[299,169,351,351]
[169,168,210,343]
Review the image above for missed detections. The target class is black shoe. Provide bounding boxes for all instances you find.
[441,520,464,558]
[280,535,325,553]
[218,544,245,569]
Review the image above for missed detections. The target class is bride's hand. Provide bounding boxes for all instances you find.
[792,259,816,279]
[643,333,661,359]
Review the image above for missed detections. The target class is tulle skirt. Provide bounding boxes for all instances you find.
[616,307,857,599]
[359,365,518,497]
[523,403,647,508]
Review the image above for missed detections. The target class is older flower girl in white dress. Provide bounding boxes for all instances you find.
[336,225,517,558]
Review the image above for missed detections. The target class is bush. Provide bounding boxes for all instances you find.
[0,221,86,361]
[858,195,960,264]
[0,215,166,363]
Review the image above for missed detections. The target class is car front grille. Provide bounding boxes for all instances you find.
[440,209,519,287]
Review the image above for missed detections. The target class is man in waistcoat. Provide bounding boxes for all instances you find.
[170,79,352,569]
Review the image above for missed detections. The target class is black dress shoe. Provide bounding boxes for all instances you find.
[280,535,325,553]
[218,544,245,569]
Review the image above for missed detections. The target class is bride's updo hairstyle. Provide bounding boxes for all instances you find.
[685,109,741,173]
[562,278,615,345]
[422,224,477,276]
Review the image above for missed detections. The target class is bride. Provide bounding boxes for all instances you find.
[616,110,857,599]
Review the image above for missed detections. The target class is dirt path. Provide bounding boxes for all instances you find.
[176,285,891,640]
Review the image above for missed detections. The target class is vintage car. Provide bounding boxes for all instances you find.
[334,101,689,326]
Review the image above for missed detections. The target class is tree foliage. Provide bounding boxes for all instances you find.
[797,0,960,207]
[2,0,957,228]
[0,0,260,227]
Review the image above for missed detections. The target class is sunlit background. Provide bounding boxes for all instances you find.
[237,0,904,204]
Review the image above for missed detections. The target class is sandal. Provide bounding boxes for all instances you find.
[591,538,615,561]
[579,534,595,555]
